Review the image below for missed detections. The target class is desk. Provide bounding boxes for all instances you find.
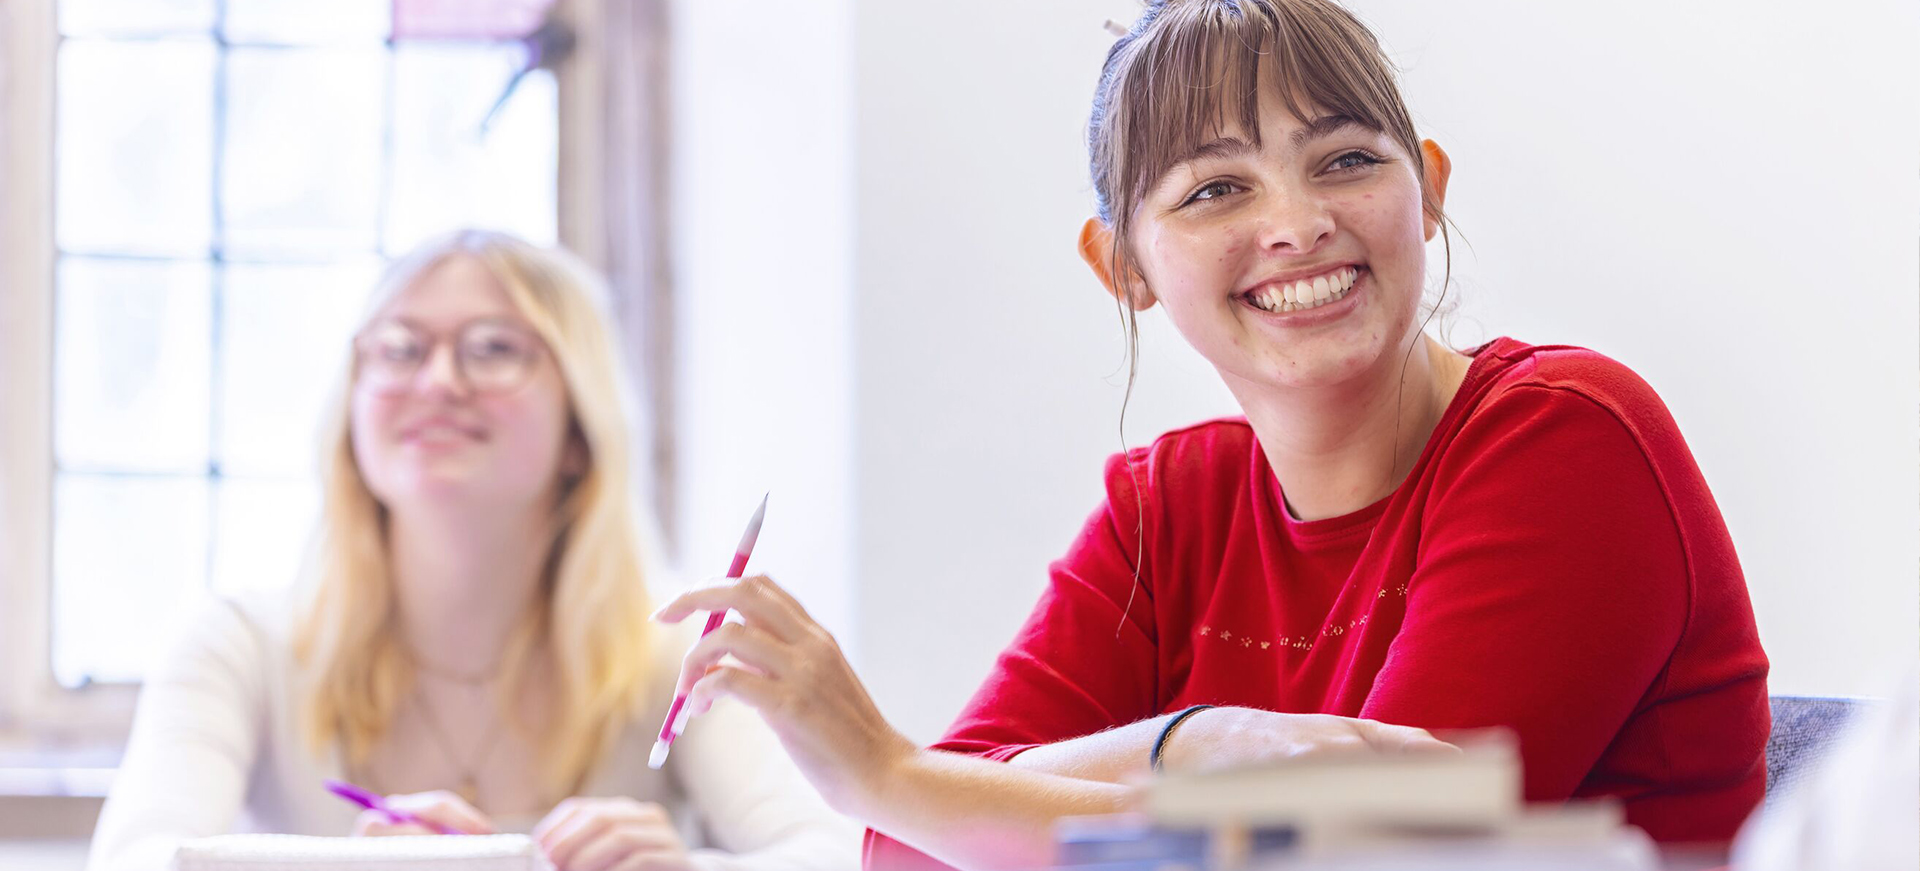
[0,839,89,871]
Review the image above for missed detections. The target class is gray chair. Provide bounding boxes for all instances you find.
[1765,695,1869,802]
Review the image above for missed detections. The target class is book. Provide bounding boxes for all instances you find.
[1052,804,1654,871]
[1143,740,1521,829]
[1054,813,1297,867]
[171,833,553,871]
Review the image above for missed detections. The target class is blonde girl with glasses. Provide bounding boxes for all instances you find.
[88,230,860,871]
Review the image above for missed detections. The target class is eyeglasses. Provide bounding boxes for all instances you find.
[352,318,547,395]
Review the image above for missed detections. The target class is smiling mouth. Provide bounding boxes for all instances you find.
[1241,266,1362,314]
[403,422,485,442]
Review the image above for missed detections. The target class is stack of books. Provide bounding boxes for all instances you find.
[1052,738,1658,870]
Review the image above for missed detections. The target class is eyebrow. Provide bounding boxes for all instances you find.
[1170,115,1366,170]
[1289,114,1363,150]
[1179,136,1258,165]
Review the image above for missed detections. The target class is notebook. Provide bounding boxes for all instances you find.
[171,834,553,871]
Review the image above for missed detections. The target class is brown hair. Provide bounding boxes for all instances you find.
[1088,0,1453,392]
[1088,1,1456,626]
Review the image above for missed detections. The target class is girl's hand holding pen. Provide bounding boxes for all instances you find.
[347,789,494,837]
[652,573,915,817]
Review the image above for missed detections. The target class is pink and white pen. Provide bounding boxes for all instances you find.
[648,493,768,769]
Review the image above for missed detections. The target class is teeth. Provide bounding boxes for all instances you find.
[1247,267,1361,313]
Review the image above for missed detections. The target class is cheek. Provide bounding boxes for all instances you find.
[1140,223,1245,306]
[1342,190,1428,270]
[484,391,572,471]
[348,392,393,466]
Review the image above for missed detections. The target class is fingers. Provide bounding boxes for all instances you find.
[571,826,682,871]
[535,799,680,871]
[684,664,780,718]
[652,574,812,643]
[672,622,790,697]
[352,809,437,837]
[385,790,494,835]
[541,810,619,869]
[532,796,589,848]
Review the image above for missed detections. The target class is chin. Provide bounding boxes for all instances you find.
[369,467,485,506]
[1237,341,1384,390]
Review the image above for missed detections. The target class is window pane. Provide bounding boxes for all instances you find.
[212,477,319,598]
[387,44,556,254]
[52,474,211,687]
[224,0,389,45]
[57,39,216,257]
[55,257,213,473]
[59,0,214,38]
[222,47,386,258]
[392,0,552,39]
[219,260,381,477]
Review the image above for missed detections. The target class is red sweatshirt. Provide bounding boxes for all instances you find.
[865,338,1769,869]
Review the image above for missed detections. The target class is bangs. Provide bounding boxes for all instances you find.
[1092,0,1420,223]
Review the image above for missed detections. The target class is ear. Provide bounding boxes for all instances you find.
[1078,217,1158,312]
[1420,139,1452,242]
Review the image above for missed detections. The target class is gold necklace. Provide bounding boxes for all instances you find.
[412,677,508,808]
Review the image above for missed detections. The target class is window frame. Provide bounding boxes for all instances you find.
[0,0,143,757]
[0,0,664,761]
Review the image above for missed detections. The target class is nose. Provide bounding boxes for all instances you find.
[413,341,472,399]
[1253,188,1335,255]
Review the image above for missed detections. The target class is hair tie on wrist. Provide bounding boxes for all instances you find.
[1149,704,1215,773]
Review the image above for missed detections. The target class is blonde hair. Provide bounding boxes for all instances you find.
[293,229,657,799]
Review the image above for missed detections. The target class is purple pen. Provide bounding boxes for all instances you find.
[324,778,464,835]
[648,493,768,769]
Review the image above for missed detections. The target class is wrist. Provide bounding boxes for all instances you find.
[1151,705,1222,774]
[840,729,921,820]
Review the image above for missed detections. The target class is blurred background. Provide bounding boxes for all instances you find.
[1,0,1915,865]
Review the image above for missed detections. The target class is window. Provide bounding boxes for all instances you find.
[46,0,558,688]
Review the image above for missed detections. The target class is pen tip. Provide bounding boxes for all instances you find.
[648,740,671,770]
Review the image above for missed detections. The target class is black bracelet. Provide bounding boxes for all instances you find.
[1149,704,1215,773]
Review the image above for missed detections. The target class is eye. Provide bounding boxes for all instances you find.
[462,325,534,361]
[1326,149,1385,173]
[361,325,424,363]
[1179,179,1242,207]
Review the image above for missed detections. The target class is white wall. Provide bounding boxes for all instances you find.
[674,0,1919,743]
[1356,0,1920,699]
[668,1,858,651]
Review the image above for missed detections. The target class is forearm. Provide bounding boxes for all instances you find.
[1005,710,1201,783]
[853,747,1135,871]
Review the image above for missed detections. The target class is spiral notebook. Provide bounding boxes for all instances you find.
[171,834,553,871]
